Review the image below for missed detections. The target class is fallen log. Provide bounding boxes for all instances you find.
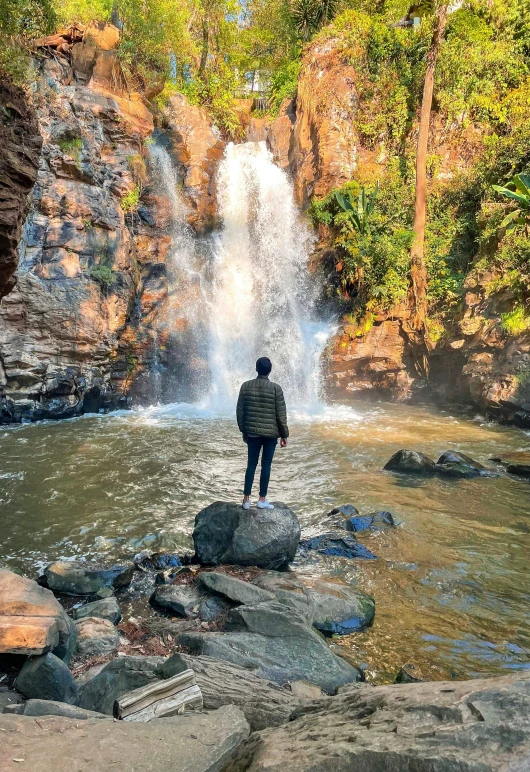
[113,668,203,722]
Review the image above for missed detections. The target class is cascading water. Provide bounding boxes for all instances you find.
[207,142,332,409]
[149,139,332,411]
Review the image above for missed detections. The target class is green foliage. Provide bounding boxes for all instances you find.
[492,174,530,234]
[335,182,379,235]
[268,60,300,115]
[120,185,140,212]
[87,264,115,288]
[54,0,111,25]
[180,65,245,139]
[0,0,57,81]
[58,136,82,159]
[501,306,530,336]
[290,0,339,42]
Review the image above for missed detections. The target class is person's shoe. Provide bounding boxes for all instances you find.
[242,499,251,510]
[256,499,274,509]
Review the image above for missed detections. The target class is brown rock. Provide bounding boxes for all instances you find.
[0,74,42,298]
[0,568,71,656]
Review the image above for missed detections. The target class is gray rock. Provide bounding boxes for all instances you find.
[0,687,23,712]
[435,450,487,478]
[16,653,79,705]
[150,584,203,618]
[289,680,323,700]
[199,594,234,622]
[0,705,249,772]
[74,616,120,657]
[394,663,424,683]
[225,672,530,771]
[383,449,436,475]
[154,652,189,679]
[200,572,275,606]
[74,596,121,624]
[180,601,362,693]
[180,654,301,732]
[17,699,110,719]
[193,501,300,570]
[78,655,164,714]
[251,572,375,634]
[43,560,134,595]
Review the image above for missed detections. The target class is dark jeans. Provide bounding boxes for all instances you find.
[244,436,277,497]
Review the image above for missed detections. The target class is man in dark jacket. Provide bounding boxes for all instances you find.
[236,357,289,510]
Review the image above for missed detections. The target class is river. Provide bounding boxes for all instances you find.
[2,399,530,683]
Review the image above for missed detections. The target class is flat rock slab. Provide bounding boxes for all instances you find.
[225,671,530,771]
[200,572,275,606]
[14,699,110,720]
[193,501,300,569]
[299,532,377,560]
[0,705,249,772]
[0,568,73,657]
[43,561,134,595]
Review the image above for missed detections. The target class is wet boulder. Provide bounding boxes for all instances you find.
[74,596,121,625]
[491,451,530,477]
[345,511,395,533]
[74,617,120,657]
[42,560,134,595]
[193,501,300,570]
[434,450,486,478]
[299,532,377,560]
[135,552,182,572]
[16,652,79,705]
[383,450,436,475]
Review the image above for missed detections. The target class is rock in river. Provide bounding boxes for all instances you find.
[299,532,377,560]
[199,572,275,606]
[180,601,362,693]
[42,561,134,595]
[345,511,395,533]
[193,501,301,569]
[435,450,487,478]
[383,449,436,475]
[16,652,79,705]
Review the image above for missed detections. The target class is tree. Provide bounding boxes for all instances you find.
[407,2,448,365]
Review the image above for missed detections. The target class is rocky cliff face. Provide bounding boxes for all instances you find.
[0,25,156,422]
[0,76,42,299]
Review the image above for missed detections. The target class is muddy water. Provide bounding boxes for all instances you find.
[2,400,530,683]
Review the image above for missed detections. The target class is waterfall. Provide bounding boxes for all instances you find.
[148,139,332,411]
[207,142,331,409]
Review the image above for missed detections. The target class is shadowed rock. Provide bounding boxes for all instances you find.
[435,450,487,478]
[16,653,78,705]
[43,561,134,596]
[384,449,436,475]
[299,532,377,560]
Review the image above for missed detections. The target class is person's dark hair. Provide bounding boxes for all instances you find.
[256,357,272,376]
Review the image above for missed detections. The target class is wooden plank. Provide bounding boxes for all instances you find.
[114,668,204,723]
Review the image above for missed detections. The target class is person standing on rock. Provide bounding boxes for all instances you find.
[237,357,289,510]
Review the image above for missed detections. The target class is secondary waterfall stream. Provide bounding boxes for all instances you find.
[150,140,332,410]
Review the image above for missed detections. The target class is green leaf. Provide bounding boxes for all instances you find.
[336,192,354,212]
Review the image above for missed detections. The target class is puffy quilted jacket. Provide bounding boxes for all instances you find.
[236,375,289,439]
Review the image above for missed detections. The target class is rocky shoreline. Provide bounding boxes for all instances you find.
[2,492,530,770]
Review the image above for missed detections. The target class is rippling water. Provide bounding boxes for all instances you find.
[2,399,530,683]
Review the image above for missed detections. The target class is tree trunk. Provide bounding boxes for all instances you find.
[198,19,209,78]
[409,5,448,335]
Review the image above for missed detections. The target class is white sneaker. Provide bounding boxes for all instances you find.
[256,499,274,509]
[242,500,251,510]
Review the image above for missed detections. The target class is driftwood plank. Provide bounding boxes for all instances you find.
[114,668,203,722]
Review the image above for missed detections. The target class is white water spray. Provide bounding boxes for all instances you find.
[207,142,332,409]
[149,140,332,411]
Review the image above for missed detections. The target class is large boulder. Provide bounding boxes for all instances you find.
[42,561,134,596]
[180,654,301,732]
[193,502,301,570]
[224,672,530,771]
[73,616,120,657]
[180,601,362,693]
[74,596,121,624]
[383,449,436,475]
[0,705,249,772]
[16,653,79,705]
[78,655,164,714]
[0,568,74,659]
